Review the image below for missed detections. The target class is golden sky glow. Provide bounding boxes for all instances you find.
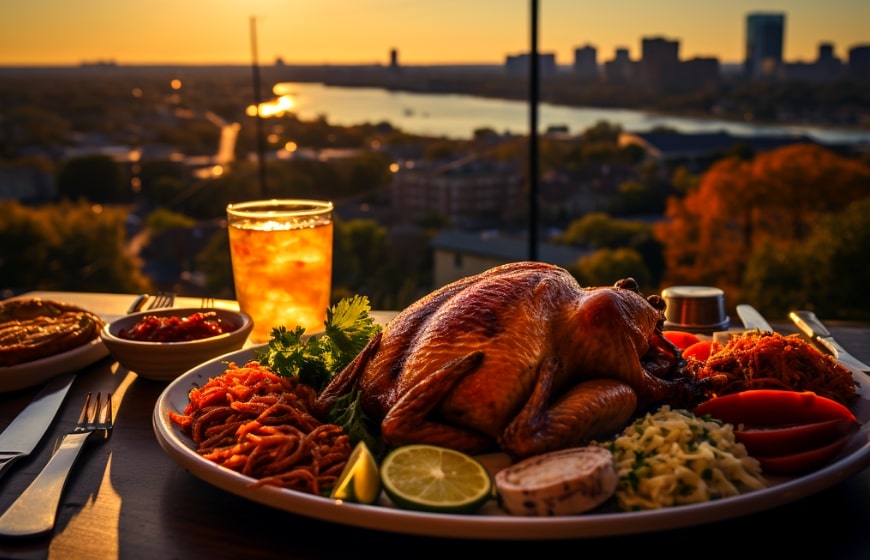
[1,0,868,66]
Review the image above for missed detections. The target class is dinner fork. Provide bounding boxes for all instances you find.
[146,291,175,310]
[0,392,113,537]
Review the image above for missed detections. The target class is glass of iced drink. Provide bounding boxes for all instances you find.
[226,199,333,344]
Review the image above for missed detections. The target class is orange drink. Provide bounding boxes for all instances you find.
[226,199,333,343]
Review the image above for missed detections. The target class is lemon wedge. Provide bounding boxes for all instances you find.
[330,441,382,504]
[379,444,493,513]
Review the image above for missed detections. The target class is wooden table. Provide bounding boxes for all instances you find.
[1,292,869,559]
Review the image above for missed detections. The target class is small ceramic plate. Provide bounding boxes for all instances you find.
[0,337,109,393]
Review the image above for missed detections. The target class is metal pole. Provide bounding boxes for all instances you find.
[250,15,267,199]
[528,0,539,261]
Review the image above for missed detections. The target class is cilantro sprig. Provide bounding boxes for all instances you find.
[256,294,381,390]
[255,295,383,452]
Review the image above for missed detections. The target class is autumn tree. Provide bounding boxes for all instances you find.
[655,143,870,317]
[655,155,752,296]
[750,143,869,240]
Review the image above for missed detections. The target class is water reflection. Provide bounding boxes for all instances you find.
[248,94,295,118]
[258,82,870,145]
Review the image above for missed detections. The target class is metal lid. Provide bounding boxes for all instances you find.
[661,286,725,299]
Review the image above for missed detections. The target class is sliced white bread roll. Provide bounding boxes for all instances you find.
[494,446,617,516]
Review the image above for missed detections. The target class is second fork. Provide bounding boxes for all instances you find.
[126,292,175,314]
[0,392,113,537]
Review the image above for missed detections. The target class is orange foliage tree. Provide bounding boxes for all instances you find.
[655,143,870,315]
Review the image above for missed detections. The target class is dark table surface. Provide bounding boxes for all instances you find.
[1,293,868,559]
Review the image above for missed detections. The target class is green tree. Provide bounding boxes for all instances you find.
[740,241,810,319]
[0,201,54,291]
[802,197,870,319]
[558,212,664,286]
[568,248,652,291]
[741,198,870,321]
[57,154,129,203]
[581,120,622,143]
[670,165,698,196]
[146,208,196,230]
[345,151,392,195]
[333,218,390,297]
[2,105,71,157]
[195,229,235,299]
[560,212,627,248]
[609,179,656,214]
[0,201,149,293]
[143,175,187,208]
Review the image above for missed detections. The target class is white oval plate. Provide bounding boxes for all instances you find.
[153,346,870,539]
[0,336,109,393]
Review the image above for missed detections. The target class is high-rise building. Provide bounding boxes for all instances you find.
[848,45,870,79]
[573,44,599,79]
[505,52,557,76]
[603,48,635,84]
[744,12,785,79]
[640,36,680,90]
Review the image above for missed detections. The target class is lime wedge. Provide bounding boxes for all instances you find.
[379,444,493,513]
[330,441,382,504]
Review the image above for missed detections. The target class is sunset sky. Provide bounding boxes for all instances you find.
[2,0,868,67]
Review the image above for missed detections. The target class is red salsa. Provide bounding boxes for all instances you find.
[119,312,237,342]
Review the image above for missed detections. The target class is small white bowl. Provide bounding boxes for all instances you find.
[100,307,253,381]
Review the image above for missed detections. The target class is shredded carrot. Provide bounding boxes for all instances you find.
[695,331,858,406]
[168,361,351,495]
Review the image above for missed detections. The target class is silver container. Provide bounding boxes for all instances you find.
[661,285,729,334]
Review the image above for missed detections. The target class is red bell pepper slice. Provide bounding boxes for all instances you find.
[663,330,701,351]
[754,434,851,476]
[692,389,856,428]
[735,418,856,457]
[693,389,859,475]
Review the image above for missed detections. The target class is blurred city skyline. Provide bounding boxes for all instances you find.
[2,0,869,67]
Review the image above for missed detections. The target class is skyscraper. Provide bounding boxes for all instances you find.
[744,12,785,79]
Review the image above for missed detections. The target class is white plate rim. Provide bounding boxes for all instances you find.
[0,336,109,393]
[152,345,870,539]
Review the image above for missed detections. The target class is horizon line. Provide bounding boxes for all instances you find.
[0,59,749,69]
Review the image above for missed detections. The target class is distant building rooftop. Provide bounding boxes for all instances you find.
[619,130,817,163]
[429,230,589,288]
[431,230,587,265]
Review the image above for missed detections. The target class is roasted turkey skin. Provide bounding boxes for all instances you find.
[317,261,717,458]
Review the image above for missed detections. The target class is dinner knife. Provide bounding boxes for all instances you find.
[735,304,774,331]
[789,310,870,373]
[0,373,75,480]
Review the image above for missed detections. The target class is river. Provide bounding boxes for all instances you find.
[269,82,870,146]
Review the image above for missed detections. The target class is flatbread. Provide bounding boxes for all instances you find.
[0,298,105,367]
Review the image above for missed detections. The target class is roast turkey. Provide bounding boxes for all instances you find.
[316,261,719,458]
